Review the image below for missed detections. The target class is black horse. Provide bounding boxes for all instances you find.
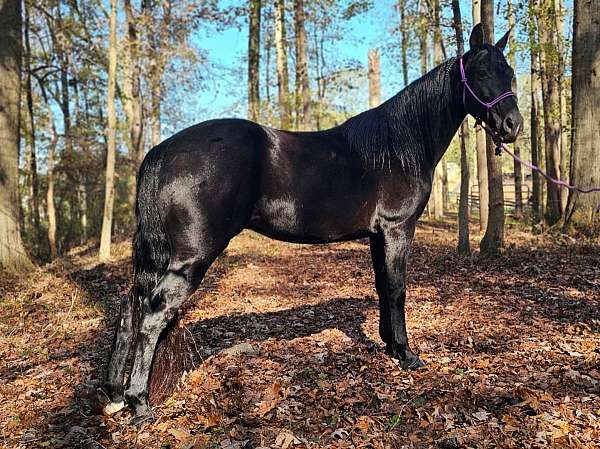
[103,24,523,424]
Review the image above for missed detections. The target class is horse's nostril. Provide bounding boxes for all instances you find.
[504,117,514,131]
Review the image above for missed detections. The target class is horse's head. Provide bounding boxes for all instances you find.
[461,24,523,143]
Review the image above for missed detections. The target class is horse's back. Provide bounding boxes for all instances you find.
[140,118,379,244]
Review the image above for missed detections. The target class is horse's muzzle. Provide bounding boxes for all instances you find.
[500,109,523,143]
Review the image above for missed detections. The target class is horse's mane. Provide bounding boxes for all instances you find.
[341,57,458,173]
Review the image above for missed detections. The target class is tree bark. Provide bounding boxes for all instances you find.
[0,0,31,270]
[368,49,381,108]
[24,2,40,246]
[480,0,505,255]
[507,0,523,216]
[398,0,409,88]
[538,0,563,225]
[99,0,118,262]
[147,1,171,147]
[46,105,58,259]
[529,0,542,224]
[418,0,429,78]
[472,0,489,232]
[452,0,471,256]
[418,0,431,218]
[123,0,144,210]
[275,0,292,129]
[248,0,261,122]
[294,0,311,130]
[431,0,444,219]
[564,0,600,234]
[556,0,568,212]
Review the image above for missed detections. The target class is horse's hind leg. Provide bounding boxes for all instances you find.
[103,294,137,413]
[124,244,224,424]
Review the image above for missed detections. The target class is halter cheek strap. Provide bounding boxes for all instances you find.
[459,56,515,124]
[459,56,516,154]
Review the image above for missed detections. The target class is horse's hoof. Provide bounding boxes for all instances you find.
[103,401,126,416]
[401,356,426,370]
[130,411,155,427]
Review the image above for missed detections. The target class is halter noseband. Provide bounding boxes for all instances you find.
[459,56,515,154]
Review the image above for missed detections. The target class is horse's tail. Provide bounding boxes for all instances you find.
[132,146,169,314]
[130,146,193,404]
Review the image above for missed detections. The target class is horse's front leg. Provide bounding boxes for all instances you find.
[374,220,424,370]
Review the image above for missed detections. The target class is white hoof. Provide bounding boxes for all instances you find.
[103,401,126,416]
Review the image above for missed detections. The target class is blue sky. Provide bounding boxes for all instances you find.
[170,0,572,130]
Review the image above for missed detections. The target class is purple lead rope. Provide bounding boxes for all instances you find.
[459,56,600,211]
[498,141,600,211]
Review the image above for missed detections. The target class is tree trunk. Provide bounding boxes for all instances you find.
[418,0,429,78]
[538,0,563,225]
[46,105,58,259]
[418,0,430,217]
[368,49,381,108]
[24,2,40,246]
[507,0,523,217]
[398,0,409,88]
[431,0,444,220]
[556,0,568,212]
[294,0,311,130]
[248,0,261,122]
[275,0,292,129]
[529,0,542,223]
[564,0,600,234]
[452,0,471,256]
[55,7,84,242]
[0,0,30,270]
[472,0,489,232]
[480,0,505,255]
[123,0,144,210]
[99,0,118,262]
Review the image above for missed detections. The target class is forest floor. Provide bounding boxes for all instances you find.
[1,221,599,449]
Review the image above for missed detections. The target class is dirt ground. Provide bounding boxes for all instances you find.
[1,221,599,449]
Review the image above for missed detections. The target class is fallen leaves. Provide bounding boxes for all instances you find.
[256,381,283,417]
[0,226,599,448]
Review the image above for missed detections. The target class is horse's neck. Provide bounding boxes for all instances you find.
[386,59,466,172]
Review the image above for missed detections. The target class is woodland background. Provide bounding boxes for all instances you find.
[0,0,598,268]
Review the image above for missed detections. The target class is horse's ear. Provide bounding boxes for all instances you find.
[469,23,484,51]
[495,28,511,52]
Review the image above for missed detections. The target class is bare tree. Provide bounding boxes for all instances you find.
[556,0,568,211]
[45,101,58,259]
[275,0,292,129]
[452,0,471,256]
[430,0,444,219]
[507,0,523,216]
[398,0,409,88]
[123,0,144,208]
[99,0,118,262]
[472,0,488,232]
[538,0,563,225]
[0,0,31,270]
[368,49,381,108]
[528,0,542,223]
[24,2,40,245]
[480,0,505,255]
[294,0,311,130]
[248,0,261,122]
[564,0,600,234]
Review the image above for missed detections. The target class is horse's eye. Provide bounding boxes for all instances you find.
[477,71,489,80]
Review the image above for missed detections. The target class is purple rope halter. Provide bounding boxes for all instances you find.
[459,56,600,210]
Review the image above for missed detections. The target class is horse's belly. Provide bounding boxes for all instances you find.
[247,195,373,244]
